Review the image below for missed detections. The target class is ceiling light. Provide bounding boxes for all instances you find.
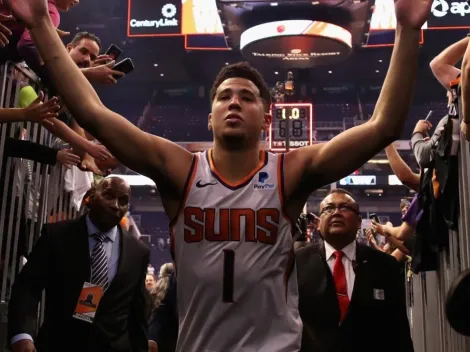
[154,63,158,67]
[328,70,332,74]
[160,73,164,77]
[375,70,380,73]
[225,62,229,65]
[270,2,278,6]
[378,60,383,63]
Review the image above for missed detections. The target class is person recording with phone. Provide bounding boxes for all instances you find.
[295,189,414,352]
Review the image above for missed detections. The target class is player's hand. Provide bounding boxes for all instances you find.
[11,339,35,352]
[148,340,158,352]
[24,92,59,125]
[79,154,104,176]
[84,61,124,85]
[4,0,49,29]
[394,0,433,30]
[413,120,432,136]
[56,149,80,169]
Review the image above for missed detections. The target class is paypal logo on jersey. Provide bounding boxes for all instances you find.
[254,172,275,190]
[258,172,269,183]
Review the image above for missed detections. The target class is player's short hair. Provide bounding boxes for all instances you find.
[69,31,102,50]
[323,188,360,212]
[210,62,271,112]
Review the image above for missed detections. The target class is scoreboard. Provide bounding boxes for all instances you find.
[269,103,313,152]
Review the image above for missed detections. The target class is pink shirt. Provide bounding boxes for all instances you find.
[18,0,60,47]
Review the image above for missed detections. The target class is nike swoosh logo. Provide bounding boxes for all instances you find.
[196,180,218,188]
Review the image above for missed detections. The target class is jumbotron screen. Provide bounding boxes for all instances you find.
[269,103,313,152]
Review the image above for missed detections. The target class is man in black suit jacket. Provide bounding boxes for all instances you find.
[296,189,414,352]
[8,177,150,352]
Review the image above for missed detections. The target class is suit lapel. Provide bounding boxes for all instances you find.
[69,216,91,283]
[349,243,370,306]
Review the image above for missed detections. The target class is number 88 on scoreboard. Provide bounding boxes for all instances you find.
[268,103,314,152]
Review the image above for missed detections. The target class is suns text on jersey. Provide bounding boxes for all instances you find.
[183,207,280,245]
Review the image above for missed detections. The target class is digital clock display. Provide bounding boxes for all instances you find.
[269,103,314,151]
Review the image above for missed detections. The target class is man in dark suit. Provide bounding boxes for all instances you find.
[296,189,414,352]
[8,177,150,352]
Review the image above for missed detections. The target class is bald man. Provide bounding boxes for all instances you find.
[8,177,151,352]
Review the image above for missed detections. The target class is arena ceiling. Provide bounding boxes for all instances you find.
[59,0,468,89]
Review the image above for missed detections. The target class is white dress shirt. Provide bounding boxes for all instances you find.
[11,216,120,345]
[324,241,356,300]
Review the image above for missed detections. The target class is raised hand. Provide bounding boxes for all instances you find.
[57,148,81,168]
[4,0,49,29]
[24,91,59,124]
[394,0,433,29]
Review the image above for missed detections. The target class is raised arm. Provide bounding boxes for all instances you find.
[7,0,192,183]
[430,37,468,90]
[285,1,432,194]
[385,145,420,191]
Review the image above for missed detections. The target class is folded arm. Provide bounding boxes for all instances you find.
[287,26,421,191]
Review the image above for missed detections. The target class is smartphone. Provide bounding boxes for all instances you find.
[113,58,134,79]
[105,44,123,61]
[369,213,380,223]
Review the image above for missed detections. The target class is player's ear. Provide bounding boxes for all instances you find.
[262,112,272,132]
[208,113,212,131]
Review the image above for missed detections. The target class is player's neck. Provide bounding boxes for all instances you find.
[211,144,262,184]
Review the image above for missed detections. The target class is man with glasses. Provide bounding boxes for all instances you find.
[295,189,414,352]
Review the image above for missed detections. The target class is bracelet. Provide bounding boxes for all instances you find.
[411,131,424,139]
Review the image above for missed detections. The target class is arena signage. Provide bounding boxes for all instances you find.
[428,0,470,27]
[128,1,181,36]
[240,20,352,68]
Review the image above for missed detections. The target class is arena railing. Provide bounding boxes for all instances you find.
[407,116,470,351]
[0,61,81,349]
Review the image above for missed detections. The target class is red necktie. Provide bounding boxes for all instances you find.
[333,250,350,322]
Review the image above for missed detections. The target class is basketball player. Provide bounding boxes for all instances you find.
[7,0,432,351]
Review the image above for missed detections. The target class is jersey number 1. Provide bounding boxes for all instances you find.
[223,249,235,302]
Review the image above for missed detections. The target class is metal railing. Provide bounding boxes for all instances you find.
[407,129,470,351]
[0,62,80,349]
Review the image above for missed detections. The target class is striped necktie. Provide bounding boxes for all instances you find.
[90,233,109,290]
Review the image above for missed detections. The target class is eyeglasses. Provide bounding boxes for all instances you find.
[320,204,359,216]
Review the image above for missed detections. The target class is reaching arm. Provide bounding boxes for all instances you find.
[28,17,192,179]
[288,25,421,190]
[385,145,420,191]
[430,37,468,90]
[4,137,58,165]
